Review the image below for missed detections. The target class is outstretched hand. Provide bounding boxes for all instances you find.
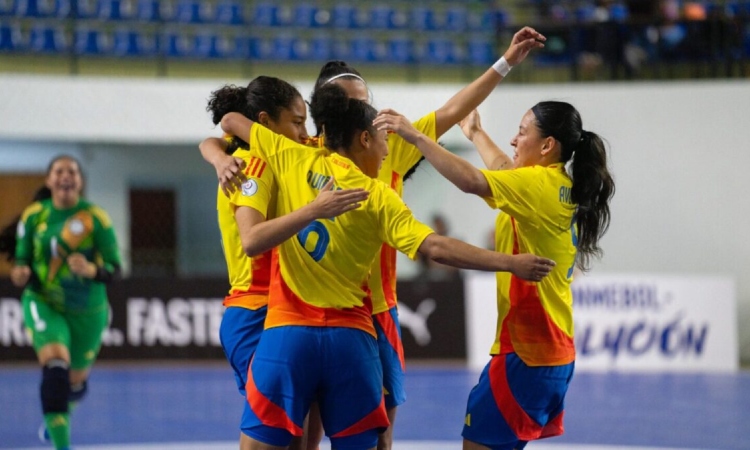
[510,253,556,282]
[459,110,483,141]
[310,177,370,219]
[216,154,248,197]
[373,109,421,145]
[503,26,546,66]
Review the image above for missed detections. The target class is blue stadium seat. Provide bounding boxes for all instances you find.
[98,0,134,21]
[18,0,70,18]
[163,31,197,57]
[293,3,317,28]
[331,36,375,62]
[135,0,160,22]
[444,6,467,32]
[422,38,461,64]
[265,35,296,60]
[273,4,294,27]
[349,36,375,62]
[112,28,158,56]
[0,0,18,16]
[0,22,22,51]
[467,38,494,65]
[194,32,225,58]
[308,35,332,61]
[411,6,436,31]
[369,4,394,30]
[29,24,68,53]
[251,2,276,26]
[172,0,214,24]
[74,27,110,55]
[331,3,355,29]
[387,36,413,63]
[214,0,244,25]
[74,0,99,19]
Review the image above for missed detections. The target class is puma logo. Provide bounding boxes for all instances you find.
[398,298,436,346]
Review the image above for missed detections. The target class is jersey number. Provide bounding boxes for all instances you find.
[297,221,330,262]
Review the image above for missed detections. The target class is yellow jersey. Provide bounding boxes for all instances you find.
[481,163,577,366]
[248,124,435,337]
[217,148,276,310]
[370,112,437,314]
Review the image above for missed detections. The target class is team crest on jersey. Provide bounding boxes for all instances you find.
[68,218,85,235]
[16,220,25,238]
[241,179,258,197]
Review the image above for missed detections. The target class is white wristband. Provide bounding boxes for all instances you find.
[492,57,512,77]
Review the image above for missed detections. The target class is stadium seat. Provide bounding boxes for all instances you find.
[349,35,375,62]
[171,0,214,24]
[273,4,294,27]
[331,3,355,29]
[411,6,436,31]
[98,0,134,21]
[74,0,99,19]
[194,32,226,58]
[18,0,70,18]
[0,0,18,16]
[163,31,197,57]
[112,28,158,56]
[308,35,332,61]
[0,22,22,51]
[444,6,467,32]
[331,35,375,62]
[387,36,413,63]
[74,27,110,55]
[369,4,394,30]
[275,34,302,60]
[467,38,494,65]
[422,38,461,64]
[251,2,275,26]
[214,0,244,25]
[29,24,68,53]
[293,3,316,28]
[135,0,160,22]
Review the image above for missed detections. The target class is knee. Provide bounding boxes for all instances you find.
[40,359,70,414]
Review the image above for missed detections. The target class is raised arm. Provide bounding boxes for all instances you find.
[417,234,554,282]
[221,112,255,143]
[433,26,545,137]
[460,110,513,171]
[374,110,492,197]
[199,137,248,196]
[239,178,369,257]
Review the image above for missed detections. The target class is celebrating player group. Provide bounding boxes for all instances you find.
[199,24,614,450]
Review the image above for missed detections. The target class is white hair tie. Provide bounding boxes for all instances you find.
[324,73,367,85]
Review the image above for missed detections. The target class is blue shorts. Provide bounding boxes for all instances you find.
[374,307,406,409]
[219,305,267,396]
[243,326,389,449]
[462,353,574,450]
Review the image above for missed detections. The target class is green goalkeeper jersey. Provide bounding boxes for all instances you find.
[15,198,121,313]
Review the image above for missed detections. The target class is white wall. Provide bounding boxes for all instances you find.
[1,75,748,362]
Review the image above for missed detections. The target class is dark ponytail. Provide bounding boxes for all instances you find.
[531,101,616,271]
[0,186,52,261]
[309,83,377,151]
[207,76,302,154]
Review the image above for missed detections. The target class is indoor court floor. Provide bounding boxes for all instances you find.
[1,363,748,450]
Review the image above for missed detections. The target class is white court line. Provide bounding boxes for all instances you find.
[20,441,708,450]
